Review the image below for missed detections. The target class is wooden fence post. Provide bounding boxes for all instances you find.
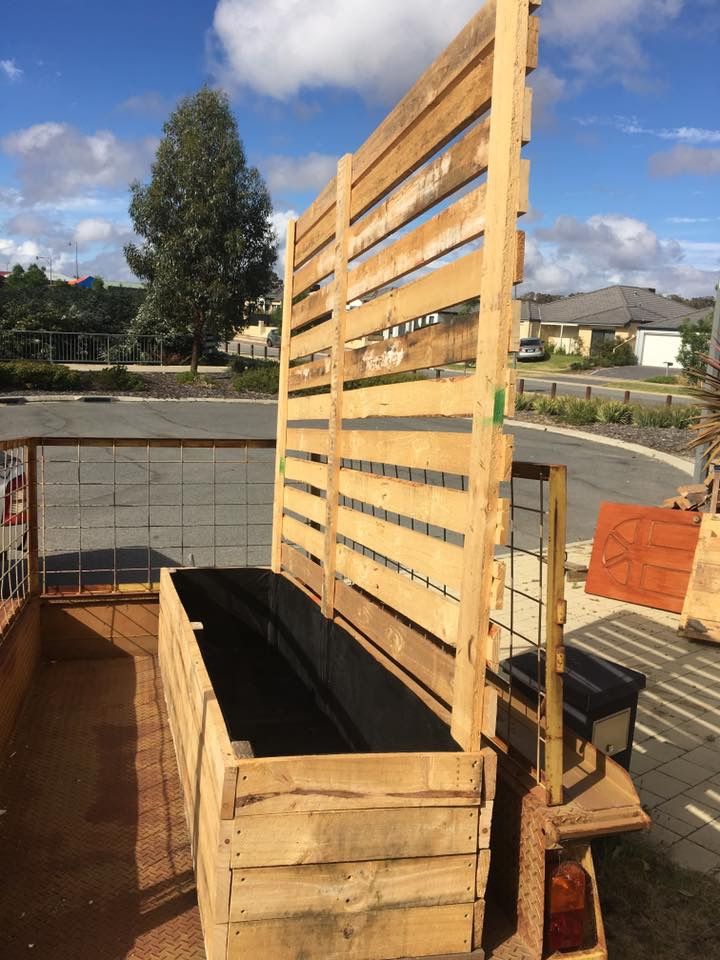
[25,440,40,595]
[550,382,557,399]
[585,385,592,401]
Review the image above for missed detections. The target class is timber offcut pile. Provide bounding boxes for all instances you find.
[662,471,719,513]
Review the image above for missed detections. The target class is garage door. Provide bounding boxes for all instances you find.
[640,332,681,366]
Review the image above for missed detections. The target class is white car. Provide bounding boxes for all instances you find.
[0,451,27,600]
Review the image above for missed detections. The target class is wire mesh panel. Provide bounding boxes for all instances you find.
[0,438,32,633]
[274,0,541,751]
[36,439,275,592]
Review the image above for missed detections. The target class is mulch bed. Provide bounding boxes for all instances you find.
[511,411,694,460]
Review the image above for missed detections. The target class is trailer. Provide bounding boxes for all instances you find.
[0,2,649,959]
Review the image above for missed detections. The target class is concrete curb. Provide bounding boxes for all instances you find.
[506,418,693,475]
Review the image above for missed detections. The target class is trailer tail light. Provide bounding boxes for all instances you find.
[546,860,587,953]
[4,475,26,525]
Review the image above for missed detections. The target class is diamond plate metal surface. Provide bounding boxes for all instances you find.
[0,656,205,960]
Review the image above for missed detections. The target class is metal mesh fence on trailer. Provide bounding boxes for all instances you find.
[0,439,32,633]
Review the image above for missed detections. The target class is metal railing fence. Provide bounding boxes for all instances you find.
[0,331,164,365]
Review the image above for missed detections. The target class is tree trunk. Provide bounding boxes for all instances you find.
[191,318,203,375]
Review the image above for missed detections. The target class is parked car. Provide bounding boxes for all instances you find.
[517,337,546,361]
[266,328,281,348]
[0,450,27,600]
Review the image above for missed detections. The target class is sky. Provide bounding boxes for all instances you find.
[1,0,719,297]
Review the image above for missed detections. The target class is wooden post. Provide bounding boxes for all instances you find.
[518,378,524,395]
[321,154,353,619]
[623,390,630,404]
[25,440,40,595]
[585,385,592,401]
[544,465,567,806]
[270,219,297,573]
[451,0,531,751]
[550,381,557,399]
[666,393,673,407]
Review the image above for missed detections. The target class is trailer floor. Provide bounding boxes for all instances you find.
[0,656,206,960]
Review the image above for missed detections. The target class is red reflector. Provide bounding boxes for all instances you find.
[546,860,586,953]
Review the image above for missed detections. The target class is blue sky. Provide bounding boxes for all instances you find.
[1,0,718,296]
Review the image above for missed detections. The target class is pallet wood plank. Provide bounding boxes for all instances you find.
[679,514,720,643]
[281,543,322,596]
[227,903,473,960]
[229,856,476,922]
[231,807,479,866]
[333,580,455,706]
[337,504,464,592]
[271,218,297,572]
[323,154,353,618]
[235,753,483,814]
[335,543,459,645]
[338,467,468,532]
[283,485,326,527]
[341,430,469,476]
[451,0,532,751]
[282,514,325,560]
[284,455,328,490]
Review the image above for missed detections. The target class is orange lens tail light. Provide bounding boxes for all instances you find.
[546,860,587,953]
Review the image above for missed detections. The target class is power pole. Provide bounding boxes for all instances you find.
[694,278,720,482]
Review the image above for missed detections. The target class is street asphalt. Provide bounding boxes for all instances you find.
[2,400,689,553]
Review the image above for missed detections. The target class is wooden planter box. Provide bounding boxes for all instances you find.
[158,567,495,960]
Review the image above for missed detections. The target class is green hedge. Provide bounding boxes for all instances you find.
[0,360,83,390]
[515,393,698,429]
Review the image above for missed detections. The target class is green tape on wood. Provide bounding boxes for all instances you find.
[493,388,506,425]
[279,457,286,476]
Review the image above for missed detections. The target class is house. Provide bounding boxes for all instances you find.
[520,285,708,366]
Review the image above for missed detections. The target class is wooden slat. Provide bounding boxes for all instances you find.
[452,0,532,751]
[341,430,469,476]
[292,374,474,422]
[294,1,498,257]
[346,184,490,303]
[333,580,454,705]
[229,855,476,921]
[345,250,482,344]
[351,119,492,264]
[338,467,468,532]
[282,514,324,559]
[289,317,333,361]
[235,753,483,814]
[231,807,479,866]
[283,486,326,527]
[271,218,297,572]
[284,456,328,490]
[322,154,353,618]
[227,903,473,960]
[679,514,720,644]
[291,118,494,300]
[337,505,464,592]
[288,245,523,393]
[281,543,322,596]
[285,427,329,456]
[335,543,459,645]
[290,284,333,331]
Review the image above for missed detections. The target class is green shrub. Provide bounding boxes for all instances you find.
[514,393,535,411]
[234,362,280,395]
[597,401,634,424]
[534,396,564,416]
[544,342,556,356]
[670,405,699,430]
[562,397,600,424]
[589,340,638,368]
[0,360,83,391]
[90,365,143,391]
[632,405,675,428]
[553,343,567,356]
[645,375,679,384]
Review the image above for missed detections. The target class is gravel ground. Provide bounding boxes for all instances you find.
[511,410,695,460]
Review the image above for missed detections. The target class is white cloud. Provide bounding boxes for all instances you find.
[211,0,479,100]
[263,153,337,196]
[578,116,720,144]
[271,208,298,273]
[523,213,717,298]
[1,122,157,203]
[0,59,23,82]
[74,217,134,249]
[530,67,567,128]
[667,216,720,224]
[650,145,720,177]
[541,0,685,90]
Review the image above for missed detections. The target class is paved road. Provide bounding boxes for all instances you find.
[3,401,689,550]
[517,372,692,406]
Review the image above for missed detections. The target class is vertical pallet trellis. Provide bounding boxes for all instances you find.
[274,0,541,757]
